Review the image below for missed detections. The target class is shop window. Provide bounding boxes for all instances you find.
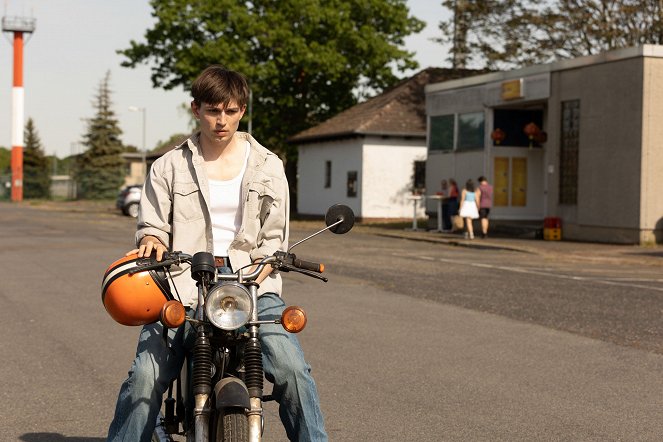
[347,171,358,197]
[559,100,580,205]
[493,109,544,147]
[429,115,454,152]
[457,112,485,151]
[324,160,331,188]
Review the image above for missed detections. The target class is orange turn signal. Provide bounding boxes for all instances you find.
[319,263,325,273]
[281,306,307,333]
[160,300,186,328]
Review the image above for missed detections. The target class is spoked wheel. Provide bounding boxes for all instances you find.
[215,407,248,442]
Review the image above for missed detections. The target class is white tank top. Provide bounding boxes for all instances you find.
[208,141,250,256]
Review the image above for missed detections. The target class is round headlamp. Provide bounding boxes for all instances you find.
[205,282,253,330]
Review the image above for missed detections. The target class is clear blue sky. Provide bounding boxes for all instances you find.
[0,0,450,158]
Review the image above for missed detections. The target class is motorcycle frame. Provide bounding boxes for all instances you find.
[187,265,269,442]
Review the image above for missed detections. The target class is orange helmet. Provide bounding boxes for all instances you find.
[102,253,174,326]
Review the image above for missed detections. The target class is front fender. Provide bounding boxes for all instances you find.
[214,377,251,410]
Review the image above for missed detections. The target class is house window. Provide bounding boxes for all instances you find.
[457,112,485,151]
[429,115,454,152]
[324,161,331,188]
[559,100,580,205]
[347,171,358,197]
[413,161,426,192]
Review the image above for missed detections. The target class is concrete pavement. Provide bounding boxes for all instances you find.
[353,224,663,268]
[7,199,663,268]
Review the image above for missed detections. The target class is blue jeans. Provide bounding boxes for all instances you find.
[107,293,328,442]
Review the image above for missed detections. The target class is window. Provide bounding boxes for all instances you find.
[347,171,358,197]
[429,115,454,152]
[559,100,580,205]
[429,111,485,152]
[324,161,331,188]
[457,112,485,151]
[413,161,426,192]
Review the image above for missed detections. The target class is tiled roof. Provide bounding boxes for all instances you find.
[289,67,484,144]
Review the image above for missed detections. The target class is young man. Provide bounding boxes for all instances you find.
[478,176,493,238]
[107,66,327,442]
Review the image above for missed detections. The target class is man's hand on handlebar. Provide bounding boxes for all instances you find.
[126,235,167,261]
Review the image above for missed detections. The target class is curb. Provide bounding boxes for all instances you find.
[369,229,533,254]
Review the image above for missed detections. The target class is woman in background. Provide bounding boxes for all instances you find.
[459,179,480,239]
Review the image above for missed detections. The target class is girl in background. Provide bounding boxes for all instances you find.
[459,179,480,239]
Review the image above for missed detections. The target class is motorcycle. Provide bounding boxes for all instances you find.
[102,204,355,442]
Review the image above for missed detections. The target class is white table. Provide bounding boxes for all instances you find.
[405,195,424,230]
[427,194,445,232]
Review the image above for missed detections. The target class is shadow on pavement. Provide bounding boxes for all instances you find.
[19,434,105,442]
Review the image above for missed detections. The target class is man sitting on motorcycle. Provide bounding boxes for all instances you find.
[107,65,328,442]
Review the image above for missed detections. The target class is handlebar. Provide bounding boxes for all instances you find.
[129,251,328,282]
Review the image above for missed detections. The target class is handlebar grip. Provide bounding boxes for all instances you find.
[293,258,324,273]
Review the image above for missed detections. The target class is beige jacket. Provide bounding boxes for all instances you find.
[136,132,290,307]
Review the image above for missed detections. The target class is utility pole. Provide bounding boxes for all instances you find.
[2,14,36,202]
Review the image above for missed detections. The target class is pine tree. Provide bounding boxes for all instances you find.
[23,118,51,199]
[75,72,126,199]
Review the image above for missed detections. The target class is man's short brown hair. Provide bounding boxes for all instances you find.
[191,65,249,108]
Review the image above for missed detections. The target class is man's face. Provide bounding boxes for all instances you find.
[191,100,246,146]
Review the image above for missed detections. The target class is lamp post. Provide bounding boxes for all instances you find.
[128,106,147,181]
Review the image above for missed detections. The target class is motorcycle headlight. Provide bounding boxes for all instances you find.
[205,282,253,330]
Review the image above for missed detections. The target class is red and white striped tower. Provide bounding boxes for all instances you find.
[2,16,36,202]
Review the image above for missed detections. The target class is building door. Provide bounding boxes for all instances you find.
[511,157,527,206]
[494,157,509,206]
[493,156,528,207]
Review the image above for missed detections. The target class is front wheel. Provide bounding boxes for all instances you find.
[215,407,249,442]
[125,202,139,218]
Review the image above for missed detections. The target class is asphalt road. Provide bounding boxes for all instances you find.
[1,202,663,441]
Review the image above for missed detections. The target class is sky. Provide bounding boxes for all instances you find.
[0,0,450,159]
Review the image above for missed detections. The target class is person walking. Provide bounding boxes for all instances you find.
[459,179,480,239]
[478,176,493,238]
[447,178,459,220]
[106,65,328,442]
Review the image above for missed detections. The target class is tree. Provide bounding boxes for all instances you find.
[152,133,191,154]
[118,0,425,160]
[23,118,51,199]
[75,72,126,199]
[437,0,663,70]
[0,147,9,174]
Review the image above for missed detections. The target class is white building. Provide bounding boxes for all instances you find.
[425,45,663,244]
[290,68,481,220]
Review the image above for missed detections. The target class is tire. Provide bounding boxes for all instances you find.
[125,202,139,218]
[215,407,248,442]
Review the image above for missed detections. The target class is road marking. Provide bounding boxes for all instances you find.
[395,253,663,293]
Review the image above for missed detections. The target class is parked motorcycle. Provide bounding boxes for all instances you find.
[102,204,355,442]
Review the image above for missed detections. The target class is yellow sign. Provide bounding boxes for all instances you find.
[501,79,523,101]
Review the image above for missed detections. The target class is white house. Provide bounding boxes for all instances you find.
[290,68,481,220]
